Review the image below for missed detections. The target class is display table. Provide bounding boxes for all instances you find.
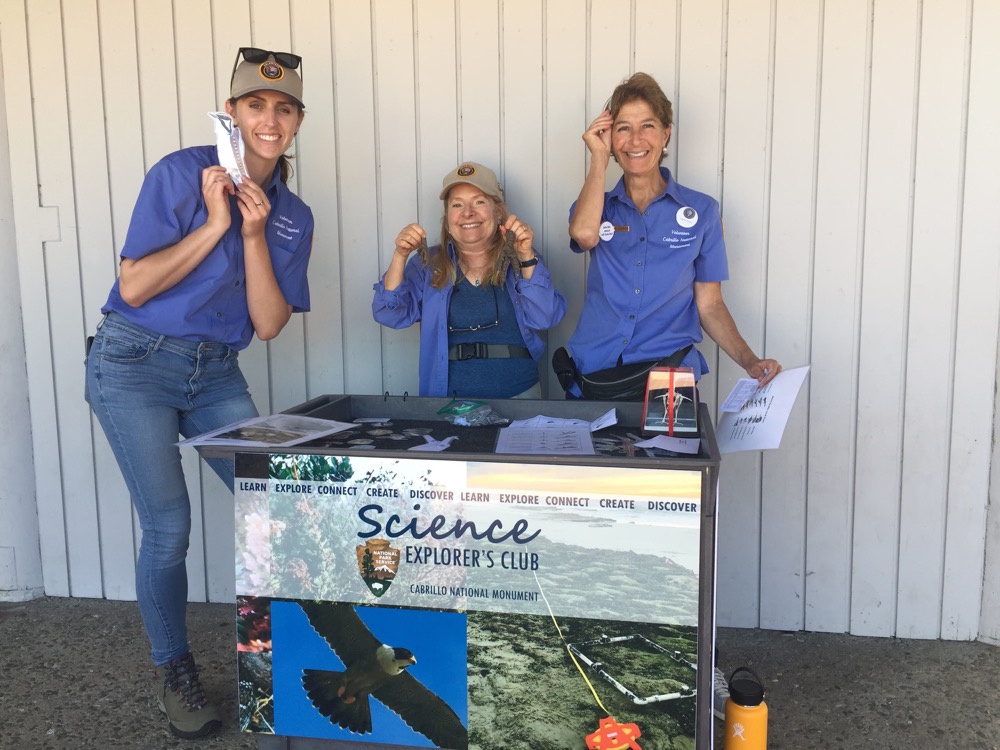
[232,395,720,750]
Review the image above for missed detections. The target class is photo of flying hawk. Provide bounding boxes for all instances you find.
[298,600,468,750]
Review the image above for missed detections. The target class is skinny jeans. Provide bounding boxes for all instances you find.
[85,312,258,665]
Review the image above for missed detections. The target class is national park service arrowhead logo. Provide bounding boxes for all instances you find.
[356,539,400,597]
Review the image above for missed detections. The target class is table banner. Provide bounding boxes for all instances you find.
[236,453,703,750]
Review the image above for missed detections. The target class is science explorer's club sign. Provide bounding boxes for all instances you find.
[235,454,704,749]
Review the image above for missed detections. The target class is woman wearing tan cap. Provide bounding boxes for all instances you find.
[373,162,567,398]
[84,47,311,739]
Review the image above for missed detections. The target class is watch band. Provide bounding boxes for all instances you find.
[518,256,538,268]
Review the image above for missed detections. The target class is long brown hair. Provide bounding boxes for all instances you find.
[426,191,510,290]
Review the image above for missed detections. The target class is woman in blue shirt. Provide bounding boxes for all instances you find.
[84,49,312,738]
[565,72,780,399]
[373,162,566,398]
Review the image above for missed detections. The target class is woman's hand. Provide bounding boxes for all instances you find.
[384,223,425,291]
[201,166,234,233]
[583,109,614,161]
[746,358,782,387]
[234,177,270,239]
[503,214,535,260]
[394,223,426,258]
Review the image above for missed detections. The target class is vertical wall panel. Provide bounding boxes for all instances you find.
[940,0,999,641]
[294,0,346,399]
[29,0,103,598]
[501,0,544,231]
[897,0,968,639]
[1,0,69,597]
[457,2,501,163]
[804,0,869,634]
[851,0,919,637]
[964,0,1000,645]
[373,0,421,396]
[758,0,819,630]
[331,0,382,395]
[716,0,776,629]
[542,0,587,396]
[65,0,137,600]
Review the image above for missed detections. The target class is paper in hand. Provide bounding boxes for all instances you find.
[208,112,249,185]
[716,365,810,453]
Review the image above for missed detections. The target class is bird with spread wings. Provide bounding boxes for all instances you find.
[298,600,468,750]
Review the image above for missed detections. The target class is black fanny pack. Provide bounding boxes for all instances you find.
[552,345,693,401]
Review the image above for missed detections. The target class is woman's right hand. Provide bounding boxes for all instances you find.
[583,109,614,160]
[383,223,425,292]
[394,223,426,258]
[201,166,234,233]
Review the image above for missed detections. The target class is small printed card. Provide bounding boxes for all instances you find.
[642,367,699,438]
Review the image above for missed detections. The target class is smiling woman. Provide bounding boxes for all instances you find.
[372,162,567,398]
[83,47,313,740]
[559,72,781,401]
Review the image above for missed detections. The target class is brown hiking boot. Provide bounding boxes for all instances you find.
[156,653,222,738]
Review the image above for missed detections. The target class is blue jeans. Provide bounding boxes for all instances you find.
[84,312,258,665]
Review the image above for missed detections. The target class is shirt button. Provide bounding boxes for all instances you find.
[217,312,223,318]
[234,280,241,287]
[636,261,642,266]
[622,339,628,345]
[634,289,640,294]
[629,314,635,319]
[640,237,645,242]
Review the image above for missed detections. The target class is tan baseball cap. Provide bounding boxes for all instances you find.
[231,57,304,107]
[439,162,503,200]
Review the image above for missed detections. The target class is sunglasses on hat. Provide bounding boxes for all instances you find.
[230,47,302,87]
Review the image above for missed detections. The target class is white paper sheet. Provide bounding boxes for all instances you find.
[720,377,761,412]
[494,424,595,455]
[716,366,810,453]
[634,435,701,455]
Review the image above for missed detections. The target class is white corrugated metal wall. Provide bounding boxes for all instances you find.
[1,0,998,640]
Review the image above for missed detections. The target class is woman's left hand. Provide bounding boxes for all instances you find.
[747,358,781,386]
[503,214,534,260]
[235,178,270,238]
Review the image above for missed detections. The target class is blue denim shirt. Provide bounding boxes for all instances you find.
[102,145,313,350]
[567,167,728,380]
[372,242,567,396]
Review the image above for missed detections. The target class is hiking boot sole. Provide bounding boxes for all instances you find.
[157,697,222,739]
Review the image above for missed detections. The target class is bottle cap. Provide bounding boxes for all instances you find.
[728,667,765,706]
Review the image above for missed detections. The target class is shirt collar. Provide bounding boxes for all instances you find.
[610,166,678,208]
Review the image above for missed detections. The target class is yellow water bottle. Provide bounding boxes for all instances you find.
[723,667,768,749]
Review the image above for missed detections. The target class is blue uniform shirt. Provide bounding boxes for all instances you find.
[567,166,728,380]
[372,242,567,397]
[102,145,313,350]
